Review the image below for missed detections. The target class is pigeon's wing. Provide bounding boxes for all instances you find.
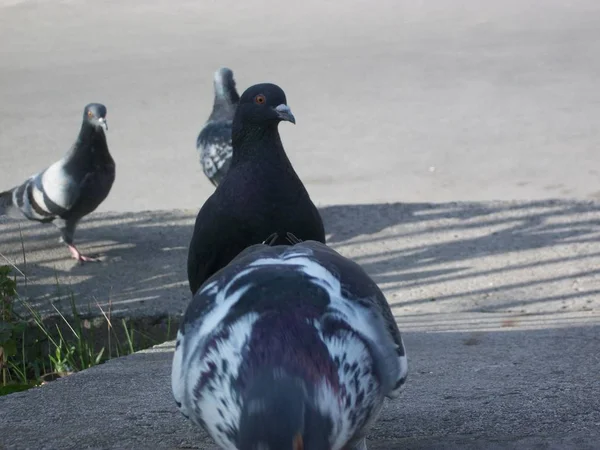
[2,158,84,222]
[63,159,115,222]
[173,253,255,424]
[301,241,409,398]
[187,193,236,295]
[197,120,233,185]
[38,159,91,213]
[171,273,223,421]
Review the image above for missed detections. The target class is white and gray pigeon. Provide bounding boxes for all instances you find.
[187,83,326,295]
[197,67,240,187]
[0,103,115,263]
[173,233,408,450]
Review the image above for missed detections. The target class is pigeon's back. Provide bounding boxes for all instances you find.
[295,241,408,397]
[175,239,408,447]
[236,241,407,391]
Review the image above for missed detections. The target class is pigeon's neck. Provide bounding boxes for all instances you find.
[231,124,291,167]
[65,123,112,168]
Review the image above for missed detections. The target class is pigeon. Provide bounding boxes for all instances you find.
[197,67,240,187]
[186,82,326,295]
[0,103,115,263]
[172,234,408,450]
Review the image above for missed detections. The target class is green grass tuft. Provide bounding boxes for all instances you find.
[0,264,175,396]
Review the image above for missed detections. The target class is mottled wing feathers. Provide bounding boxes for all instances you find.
[174,240,409,449]
[173,262,258,428]
[197,120,234,186]
[184,241,407,398]
[296,241,408,397]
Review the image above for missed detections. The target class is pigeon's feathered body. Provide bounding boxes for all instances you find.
[172,237,408,450]
[0,103,115,262]
[187,83,326,295]
[197,68,240,187]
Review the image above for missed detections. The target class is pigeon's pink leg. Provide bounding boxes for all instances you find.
[67,244,100,263]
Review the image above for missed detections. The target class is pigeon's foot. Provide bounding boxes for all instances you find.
[67,244,100,263]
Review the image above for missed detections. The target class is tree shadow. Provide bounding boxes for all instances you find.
[320,199,600,314]
[0,199,599,319]
[0,210,196,318]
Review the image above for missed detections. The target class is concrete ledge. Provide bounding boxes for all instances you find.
[1,320,599,449]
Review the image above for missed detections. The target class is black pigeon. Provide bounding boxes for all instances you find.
[0,103,115,263]
[186,82,326,294]
[197,67,240,187]
[172,236,408,450]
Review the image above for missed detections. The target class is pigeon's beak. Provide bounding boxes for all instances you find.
[274,104,296,124]
[98,117,108,132]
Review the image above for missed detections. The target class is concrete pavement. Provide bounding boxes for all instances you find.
[1,318,598,449]
[2,200,600,319]
[1,201,600,449]
[2,0,600,210]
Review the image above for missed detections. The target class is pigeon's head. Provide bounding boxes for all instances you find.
[238,368,331,450]
[84,103,108,132]
[235,83,296,128]
[214,67,239,101]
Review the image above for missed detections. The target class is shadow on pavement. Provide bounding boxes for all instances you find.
[0,199,599,318]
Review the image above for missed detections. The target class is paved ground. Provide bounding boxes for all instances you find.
[1,202,600,449]
[2,0,600,449]
[1,320,599,450]
[2,0,600,210]
[2,200,600,320]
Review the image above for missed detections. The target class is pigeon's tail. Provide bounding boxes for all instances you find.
[0,187,28,219]
[0,189,14,216]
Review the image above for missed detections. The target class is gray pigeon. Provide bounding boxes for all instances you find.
[0,103,115,263]
[173,233,408,450]
[197,67,240,187]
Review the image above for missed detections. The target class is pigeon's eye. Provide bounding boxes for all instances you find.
[87,111,93,118]
[254,94,266,105]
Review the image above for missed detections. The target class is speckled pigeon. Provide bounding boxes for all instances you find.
[0,103,115,263]
[186,83,326,295]
[197,67,240,187]
[172,234,408,450]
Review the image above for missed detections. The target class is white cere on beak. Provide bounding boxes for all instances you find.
[274,104,296,124]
